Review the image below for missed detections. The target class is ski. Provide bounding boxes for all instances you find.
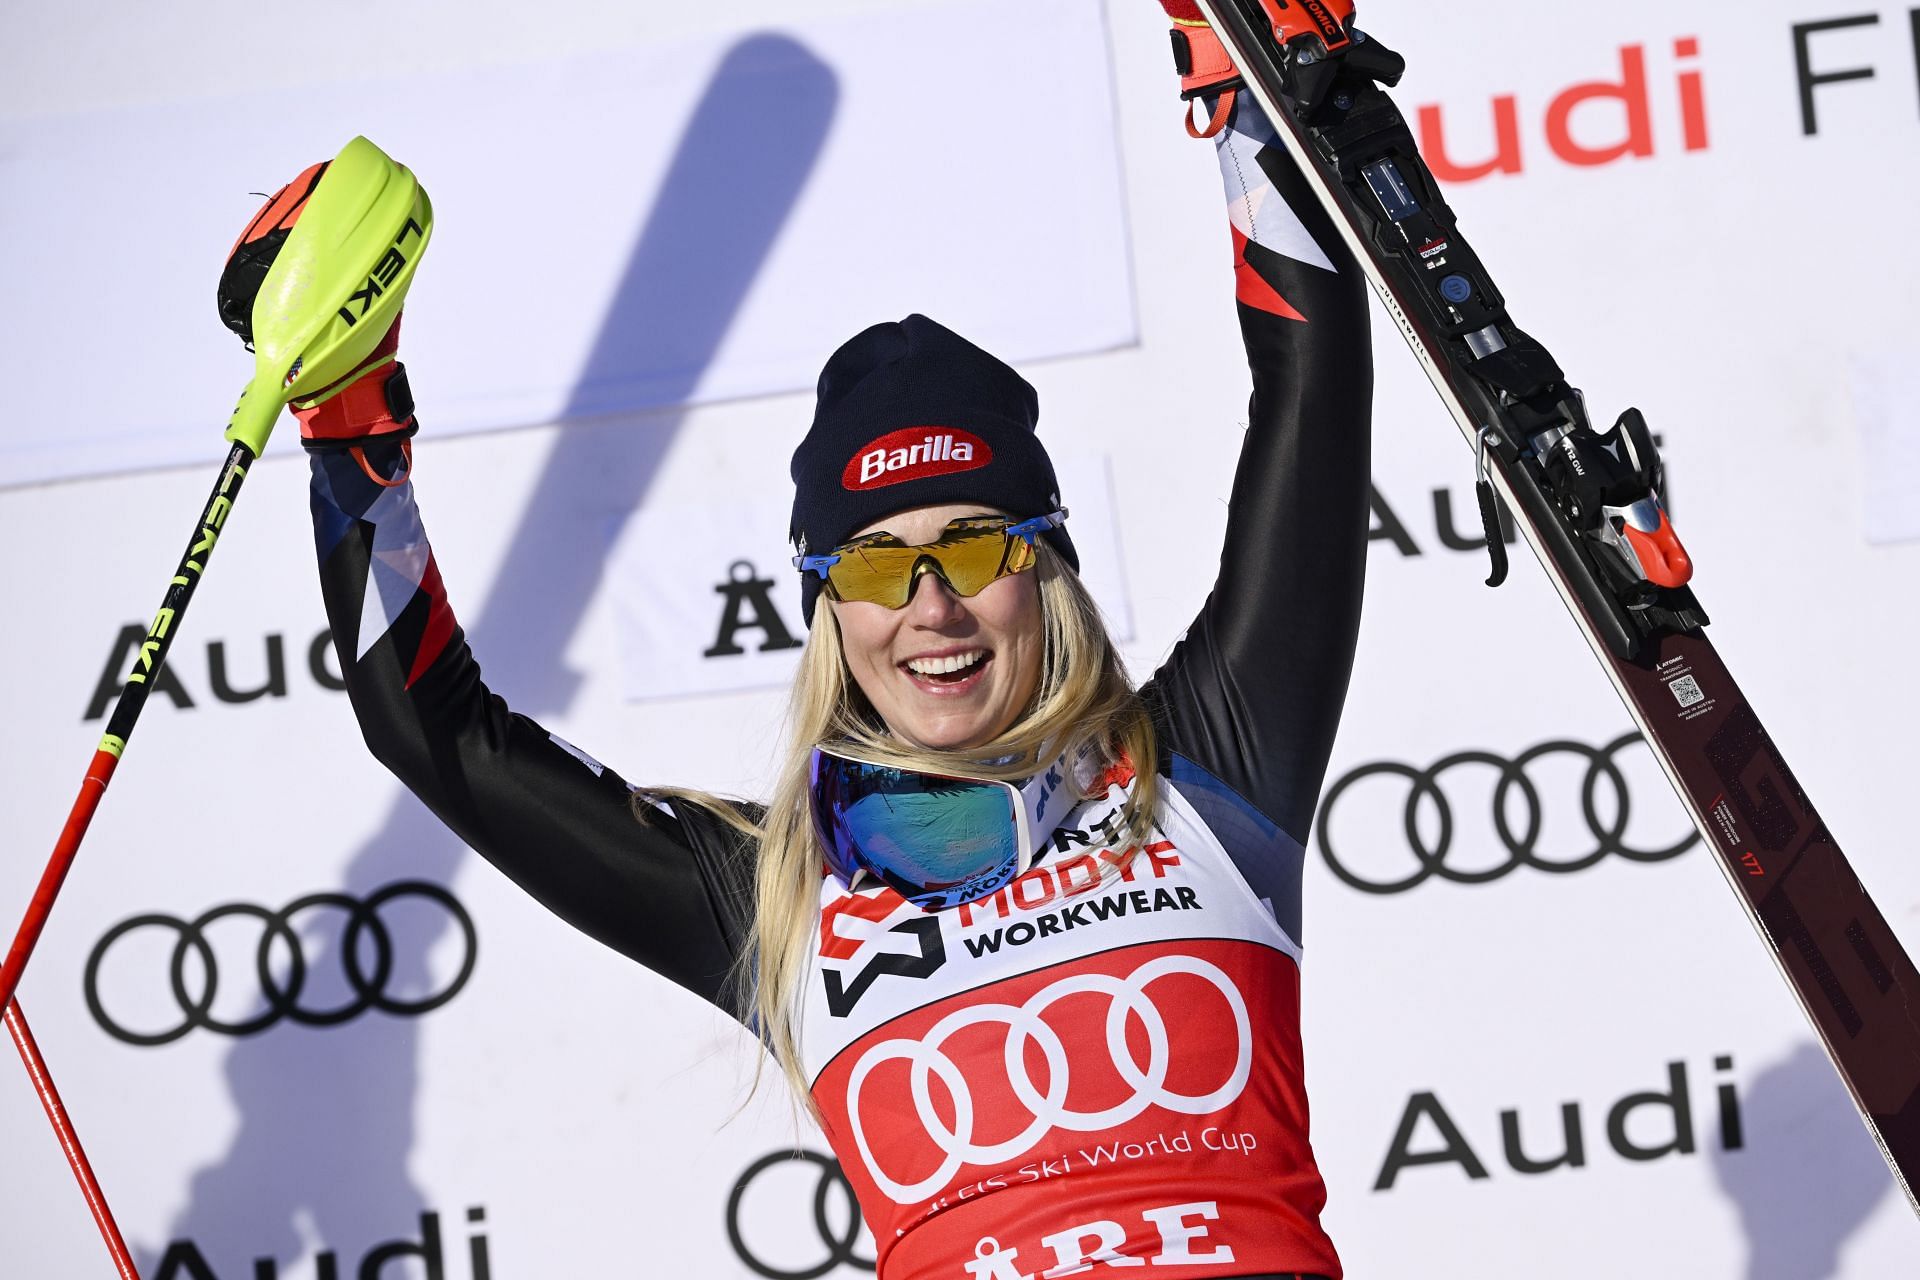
[1188,0,1920,1210]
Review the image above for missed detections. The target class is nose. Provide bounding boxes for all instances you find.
[904,563,969,626]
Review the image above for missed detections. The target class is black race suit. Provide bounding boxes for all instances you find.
[309,99,1370,1280]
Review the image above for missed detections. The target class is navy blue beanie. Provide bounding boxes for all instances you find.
[790,314,1077,623]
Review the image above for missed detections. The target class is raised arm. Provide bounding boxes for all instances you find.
[306,420,754,1009]
[1142,29,1374,848]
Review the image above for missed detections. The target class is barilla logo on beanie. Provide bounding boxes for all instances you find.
[842,426,992,490]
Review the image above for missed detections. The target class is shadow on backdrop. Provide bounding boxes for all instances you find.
[142,34,838,1277]
[1710,1042,1894,1280]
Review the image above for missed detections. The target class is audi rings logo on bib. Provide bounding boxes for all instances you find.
[727,1150,875,1279]
[844,955,1252,1205]
[1315,731,1699,895]
[83,880,477,1045]
[842,427,991,490]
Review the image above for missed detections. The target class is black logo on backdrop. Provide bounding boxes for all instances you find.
[153,1206,490,1279]
[1317,732,1698,894]
[85,626,347,721]
[84,880,476,1045]
[1374,1055,1743,1190]
[727,1150,873,1279]
[1791,14,1920,136]
[707,560,804,657]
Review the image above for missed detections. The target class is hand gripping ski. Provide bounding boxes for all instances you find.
[1190,0,1920,1213]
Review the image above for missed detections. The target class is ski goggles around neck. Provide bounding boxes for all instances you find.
[808,740,1087,910]
[793,509,1068,609]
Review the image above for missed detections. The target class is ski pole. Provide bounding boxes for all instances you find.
[6,997,140,1279]
[2,136,431,1006]
[0,612,211,1280]
[1,135,433,1258]
[0,441,253,1012]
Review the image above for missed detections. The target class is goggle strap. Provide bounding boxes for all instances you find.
[1021,738,1097,865]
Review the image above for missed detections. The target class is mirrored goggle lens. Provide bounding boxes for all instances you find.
[809,750,1023,906]
[826,526,1031,608]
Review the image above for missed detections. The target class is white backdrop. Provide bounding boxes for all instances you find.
[2,1,1917,1277]
[0,0,1136,488]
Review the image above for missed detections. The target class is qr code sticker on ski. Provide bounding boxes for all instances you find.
[1670,675,1705,708]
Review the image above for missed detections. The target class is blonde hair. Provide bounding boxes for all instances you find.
[638,544,1157,1107]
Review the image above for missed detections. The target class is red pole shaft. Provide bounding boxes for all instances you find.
[5,997,141,1279]
[2,446,253,1271]
[5,446,251,1014]
[0,747,120,1011]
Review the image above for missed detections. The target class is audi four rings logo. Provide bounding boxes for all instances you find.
[1315,731,1699,895]
[846,955,1251,1204]
[727,1150,874,1279]
[83,881,477,1045]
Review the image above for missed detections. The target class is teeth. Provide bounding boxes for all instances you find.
[906,651,986,676]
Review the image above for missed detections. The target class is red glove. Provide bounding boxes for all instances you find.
[219,171,420,485]
[288,315,417,485]
[1155,1,1242,138]
[290,316,415,448]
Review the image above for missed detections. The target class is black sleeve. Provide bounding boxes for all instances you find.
[308,443,756,1010]
[1141,94,1374,846]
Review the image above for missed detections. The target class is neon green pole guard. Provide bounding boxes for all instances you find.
[225,136,434,456]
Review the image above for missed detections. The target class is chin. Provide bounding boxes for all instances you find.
[900,722,991,753]
[894,709,1009,754]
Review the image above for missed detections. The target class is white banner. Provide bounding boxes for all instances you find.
[3,1,1918,1278]
[1849,350,1920,546]
[0,0,1135,489]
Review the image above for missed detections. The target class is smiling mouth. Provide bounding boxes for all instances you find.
[902,649,989,689]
